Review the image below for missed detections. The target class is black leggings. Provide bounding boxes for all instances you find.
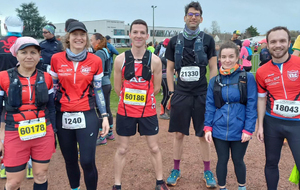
[263,115,300,190]
[213,138,249,186]
[102,84,113,125]
[56,109,99,190]
[161,78,170,113]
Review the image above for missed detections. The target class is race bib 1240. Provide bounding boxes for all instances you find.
[62,112,86,129]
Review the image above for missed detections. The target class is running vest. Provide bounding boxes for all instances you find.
[174,32,208,70]
[6,68,49,113]
[213,71,247,109]
[124,50,152,81]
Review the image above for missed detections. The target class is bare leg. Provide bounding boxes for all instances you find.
[32,162,50,184]
[145,135,163,180]
[114,136,130,185]
[173,132,185,160]
[5,169,26,190]
[199,136,210,162]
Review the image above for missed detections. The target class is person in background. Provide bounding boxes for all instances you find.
[204,41,257,190]
[258,39,271,67]
[159,38,171,120]
[239,39,252,72]
[105,35,119,75]
[147,41,155,53]
[231,30,242,50]
[90,33,115,145]
[40,23,63,69]
[292,35,300,56]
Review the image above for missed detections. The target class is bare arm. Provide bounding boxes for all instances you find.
[293,50,300,57]
[151,55,162,95]
[166,60,175,92]
[257,96,267,142]
[208,56,218,79]
[114,53,124,96]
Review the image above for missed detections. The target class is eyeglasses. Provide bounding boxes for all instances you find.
[42,31,49,34]
[187,12,201,17]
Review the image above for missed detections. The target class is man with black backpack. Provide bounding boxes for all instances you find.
[165,1,218,188]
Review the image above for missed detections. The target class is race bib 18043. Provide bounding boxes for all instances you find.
[273,100,300,118]
[18,117,46,141]
[179,66,200,82]
[62,112,86,129]
[123,88,147,106]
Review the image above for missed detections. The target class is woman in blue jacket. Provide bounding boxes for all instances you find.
[204,42,257,190]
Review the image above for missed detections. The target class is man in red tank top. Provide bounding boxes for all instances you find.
[112,19,169,190]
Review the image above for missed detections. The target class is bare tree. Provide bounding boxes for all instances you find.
[211,21,220,36]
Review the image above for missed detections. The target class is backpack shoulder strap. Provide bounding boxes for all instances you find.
[238,71,247,105]
[213,75,225,109]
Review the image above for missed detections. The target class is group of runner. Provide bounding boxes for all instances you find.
[0,1,299,190]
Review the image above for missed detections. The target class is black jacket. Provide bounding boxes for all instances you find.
[40,37,63,65]
[0,36,18,71]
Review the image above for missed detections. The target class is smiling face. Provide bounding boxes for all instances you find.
[16,46,40,70]
[267,29,290,62]
[129,24,149,48]
[220,48,239,70]
[184,7,203,30]
[69,30,87,53]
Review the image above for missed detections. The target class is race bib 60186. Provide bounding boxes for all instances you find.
[123,88,147,106]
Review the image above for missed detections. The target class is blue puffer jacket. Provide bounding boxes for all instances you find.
[204,68,257,141]
[40,37,63,65]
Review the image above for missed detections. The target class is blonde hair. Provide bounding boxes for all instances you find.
[63,32,90,50]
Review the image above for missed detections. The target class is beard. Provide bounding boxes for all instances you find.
[269,48,289,60]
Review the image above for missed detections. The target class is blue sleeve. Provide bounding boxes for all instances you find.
[204,77,217,127]
[47,92,56,132]
[109,44,119,56]
[244,73,258,133]
[93,78,107,114]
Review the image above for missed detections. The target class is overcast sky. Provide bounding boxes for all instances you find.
[0,0,299,35]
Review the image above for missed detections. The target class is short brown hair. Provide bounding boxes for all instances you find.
[93,33,110,53]
[266,26,291,43]
[185,1,203,16]
[130,19,148,33]
[219,41,239,59]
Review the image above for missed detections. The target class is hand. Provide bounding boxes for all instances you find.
[256,126,264,143]
[205,131,212,143]
[99,117,109,138]
[241,133,251,143]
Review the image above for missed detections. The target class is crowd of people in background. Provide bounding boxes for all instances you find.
[0,1,300,190]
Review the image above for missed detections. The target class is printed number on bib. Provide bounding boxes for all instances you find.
[62,112,86,129]
[123,88,146,106]
[180,66,200,81]
[18,117,46,141]
[273,100,300,118]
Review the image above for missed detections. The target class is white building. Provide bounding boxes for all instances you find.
[54,19,182,45]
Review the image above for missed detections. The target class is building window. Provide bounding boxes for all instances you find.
[94,29,96,32]
[114,29,125,36]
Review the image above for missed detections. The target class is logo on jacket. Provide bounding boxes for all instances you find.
[287,70,299,81]
[80,66,91,75]
[0,38,17,53]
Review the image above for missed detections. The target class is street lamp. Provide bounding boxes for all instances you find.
[151,5,157,44]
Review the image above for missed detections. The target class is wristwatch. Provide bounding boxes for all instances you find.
[168,91,174,96]
[102,114,109,118]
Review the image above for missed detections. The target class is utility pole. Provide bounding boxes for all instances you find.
[151,5,157,43]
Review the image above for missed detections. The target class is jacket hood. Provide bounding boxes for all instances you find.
[243,39,250,47]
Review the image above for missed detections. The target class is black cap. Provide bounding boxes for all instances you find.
[105,35,111,40]
[19,43,41,51]
[67,21,87,33]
